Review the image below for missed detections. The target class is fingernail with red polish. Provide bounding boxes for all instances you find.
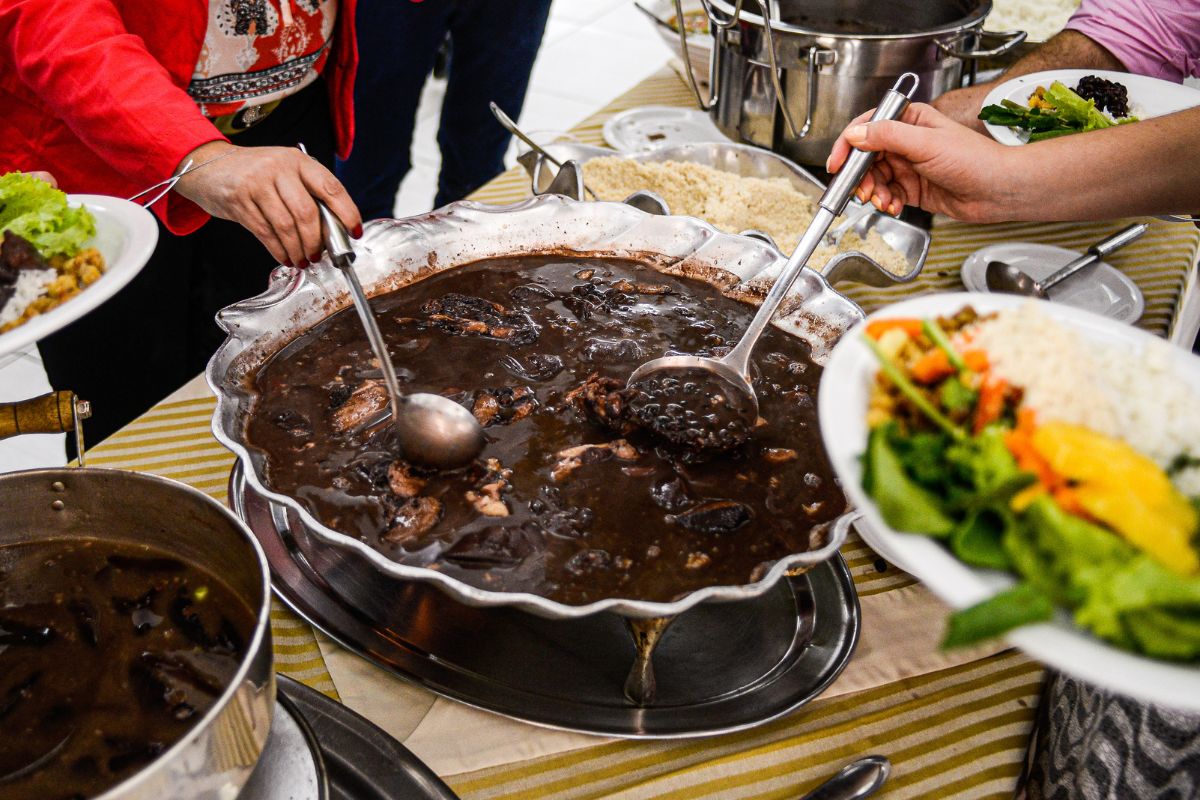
[352,224,364,238]
[283,259,294,268]
[297,259,309,269]
[308,251,322,263]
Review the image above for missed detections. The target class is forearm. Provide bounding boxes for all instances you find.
[933,31,1124,130]
[0,0,223,188]
[1002,107,1200,221]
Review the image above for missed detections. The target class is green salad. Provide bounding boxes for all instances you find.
[0,172,95,258]
[861,307,1200,659]
[979,79,1138,142]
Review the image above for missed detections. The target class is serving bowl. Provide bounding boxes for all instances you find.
[208,193,862,623]
[522,140,930,288]
[0,468,274,800]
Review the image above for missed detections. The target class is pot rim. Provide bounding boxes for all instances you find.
[0,466,273,800]
[706,0,992,40]
[207,194,862,620]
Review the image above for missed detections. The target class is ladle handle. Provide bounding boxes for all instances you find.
[1041,222,1148,290]
[821,73,920,217]
[314,199,407,426]
[0,391,89,440]
[722,75,919,378]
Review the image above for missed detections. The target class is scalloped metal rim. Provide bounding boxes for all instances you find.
[208,194,863,620]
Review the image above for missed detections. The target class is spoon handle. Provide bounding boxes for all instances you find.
[723,74,919,377]
[1041,222,1148,291]
[314,200,406,425]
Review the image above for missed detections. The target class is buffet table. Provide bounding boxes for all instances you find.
[86,68,1200,799]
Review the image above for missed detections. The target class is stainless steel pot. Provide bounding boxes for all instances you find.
[674,0,1026,164]
[0,468,275,800]
[207,194,862,622]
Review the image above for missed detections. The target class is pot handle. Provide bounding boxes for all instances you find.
[796,46,837,139]
[673,0,734,111]
[935,29,1027,60]
[0,390,91,465]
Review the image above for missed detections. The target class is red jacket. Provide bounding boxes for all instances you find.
[0,0,358,235]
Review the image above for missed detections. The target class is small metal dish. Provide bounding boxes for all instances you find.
[521,140,930,287]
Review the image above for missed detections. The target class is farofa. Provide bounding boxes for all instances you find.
[0,247,106,333]
[581,157,909,276]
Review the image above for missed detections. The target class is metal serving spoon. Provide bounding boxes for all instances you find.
[797,755,891,800]
[628,73,921,428]
[489,101,599,199]
[314,202,485,470]
[985,222,1147,298]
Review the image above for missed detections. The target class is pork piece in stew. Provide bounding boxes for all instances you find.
[0,539,255,800]
[246,257,845,604]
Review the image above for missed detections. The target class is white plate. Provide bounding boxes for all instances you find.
[961,242,1144,323]
[0,194,158,360]
[982,69,1200,145]
[819,292,1200,711]
[602,106,731,153]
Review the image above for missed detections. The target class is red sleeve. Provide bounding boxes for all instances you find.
[0,0,225,232]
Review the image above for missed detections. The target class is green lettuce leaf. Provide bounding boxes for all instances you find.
[943,582,1055,648]
[1042,81,1113,132]
[0,172,96,257]
[863,423,956,538]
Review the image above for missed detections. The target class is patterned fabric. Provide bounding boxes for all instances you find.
[190,0,337,117]
[1021,672,1200,799]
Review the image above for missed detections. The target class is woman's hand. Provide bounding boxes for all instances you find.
[172,141,362,267]
[826,103,1023,223]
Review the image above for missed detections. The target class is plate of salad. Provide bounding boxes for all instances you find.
[979,68,1200,145]
[0,173,158,360]
[818,292,1200,710]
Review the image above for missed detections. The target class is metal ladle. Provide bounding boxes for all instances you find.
[314,202,485,470]
[984,223,1147,298]
[628,74,921,426]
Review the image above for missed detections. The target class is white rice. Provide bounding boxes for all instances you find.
[988,0,1080,43]
[0,268,55,327]
[971,303,1200,495]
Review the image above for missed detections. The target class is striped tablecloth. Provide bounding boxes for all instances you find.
[84,67,1199,799]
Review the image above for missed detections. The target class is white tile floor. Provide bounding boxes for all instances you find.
[0,0,671,472]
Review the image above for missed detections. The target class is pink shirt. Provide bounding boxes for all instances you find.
[1065,0,1200,82]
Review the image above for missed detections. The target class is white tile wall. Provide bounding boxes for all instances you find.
[0,2,671,473]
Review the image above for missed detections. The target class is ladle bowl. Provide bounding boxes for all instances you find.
[627,74,920,439]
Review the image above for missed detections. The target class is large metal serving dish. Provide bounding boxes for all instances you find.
[0,468,274,800]
[673,0,1025,164]
[524,140,930,287]
[208,194,862,623]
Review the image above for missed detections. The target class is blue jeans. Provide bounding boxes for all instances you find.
[338,0,553,219]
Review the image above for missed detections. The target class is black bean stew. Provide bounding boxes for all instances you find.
[245,257,845,604]
[0,539,256,800]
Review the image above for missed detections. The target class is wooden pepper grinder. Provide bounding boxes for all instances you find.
[0,391,91,464]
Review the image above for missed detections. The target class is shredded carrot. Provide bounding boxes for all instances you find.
[1051,485,1090,518]
[962,349,989,372]
[865,319,923,340]
[973,375,1008,434]
[1005,428,1060,489]
[911,348,954,384]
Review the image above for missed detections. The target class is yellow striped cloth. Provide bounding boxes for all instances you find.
[83,66,1198,799]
